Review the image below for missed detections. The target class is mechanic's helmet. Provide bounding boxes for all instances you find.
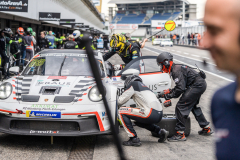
[73,30,81,39]
[110,34,126,52]
[27,27,33,34]
[17,27,24,35]
[124,75,142,89]
[3,28,13,37]
[156,52,173,69]
[32,31,36,37]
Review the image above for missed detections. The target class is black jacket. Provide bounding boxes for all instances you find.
[168,64,200,98]
[38,37,50,49]
[103,41,140,64]
[64,41,78,49]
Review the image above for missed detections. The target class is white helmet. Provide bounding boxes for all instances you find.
[73,30,81,39]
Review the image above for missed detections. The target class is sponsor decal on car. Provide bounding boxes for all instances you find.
[113,77,117,81]
[26,111,61,118]
[102,112,108,121]
[30,130,59,134]
[23,104,66,111]
[35,81,71,87]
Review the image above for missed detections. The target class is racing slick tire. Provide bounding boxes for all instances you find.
[151,114,191,138]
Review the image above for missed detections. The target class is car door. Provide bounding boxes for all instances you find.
[112,56,171,106]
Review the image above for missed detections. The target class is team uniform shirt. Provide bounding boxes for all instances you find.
[64,41,78,49]
[167,64,199,98]
[118,81,162,112]
[118,81,163,137]
[211,82,240,160]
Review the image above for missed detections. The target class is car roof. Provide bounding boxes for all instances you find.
[39,49,101,58]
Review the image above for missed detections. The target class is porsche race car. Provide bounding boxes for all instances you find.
[0,49,171,136]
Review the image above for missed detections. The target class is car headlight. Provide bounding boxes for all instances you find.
[88,86,105,102]
[0,82,12,99]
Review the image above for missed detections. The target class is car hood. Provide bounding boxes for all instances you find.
[14,75,96,104]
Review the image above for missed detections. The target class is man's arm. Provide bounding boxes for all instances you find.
[166,69,186,99]
[141,38,148,48]
[103,50,116,61]
[118,86,135,107]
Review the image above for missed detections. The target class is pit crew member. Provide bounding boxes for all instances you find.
[0,28,14,79]
[103,34,141,64]
[118,75,169,146]
[156,52,213,142]
[45,31,63,49]
[64,35,79,49]
[73,30,95,50]
[38,31,51,50]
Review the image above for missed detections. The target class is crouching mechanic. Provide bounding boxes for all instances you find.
[156,52,213,142]
[118,75,169,146]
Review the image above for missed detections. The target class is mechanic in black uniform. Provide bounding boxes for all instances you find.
[156,52,213,142]
[118,75,169,146]
[103,33,141,64]
[38,31,51,51]
[63,35,78,49]
[0,28,13,79]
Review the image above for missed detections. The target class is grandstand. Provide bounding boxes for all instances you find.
[108,0,197,39]
[112,12,181,24]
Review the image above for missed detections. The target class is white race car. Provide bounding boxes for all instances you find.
[152,39,163,45]
[0,50,171,136]
[160,39,173,47]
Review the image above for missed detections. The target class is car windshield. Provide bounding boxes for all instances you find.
[22,54,105,77]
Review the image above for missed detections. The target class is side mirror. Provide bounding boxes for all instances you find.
[121,69,140,80]
[9,66,19,75]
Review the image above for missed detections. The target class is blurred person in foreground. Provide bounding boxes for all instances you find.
[202,0,240,159]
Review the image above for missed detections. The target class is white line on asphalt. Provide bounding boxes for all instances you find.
[183,52,189,55]
[146,47,217,66]
[192,55,200,57]
[172,50,175,51]
[203,57,210,60]
[143,48,233,82]
[177,51,181,53]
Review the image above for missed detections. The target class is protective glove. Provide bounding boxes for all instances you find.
[163,100,172,107]
[157,91,165,98]
[157,89,172,98]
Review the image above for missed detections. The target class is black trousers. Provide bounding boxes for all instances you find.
[175,77,209,131]
[120,108,163,137]
[0,52,9,76]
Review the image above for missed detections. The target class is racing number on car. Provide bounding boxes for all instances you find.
[117,88,125,96]
[29,59,46,67]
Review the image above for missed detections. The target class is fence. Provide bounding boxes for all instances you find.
[153,26,206,46]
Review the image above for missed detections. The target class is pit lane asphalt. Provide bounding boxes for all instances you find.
[0,43,233,160]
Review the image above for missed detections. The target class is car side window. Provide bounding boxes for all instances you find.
[126,59,162,74]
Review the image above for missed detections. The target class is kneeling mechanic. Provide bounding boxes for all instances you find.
[118,75,169,146]
[156,52,213,142]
